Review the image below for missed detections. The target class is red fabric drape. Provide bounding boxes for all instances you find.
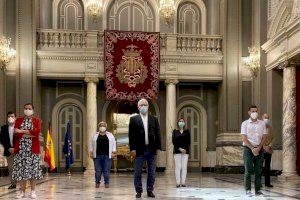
[104,30,160,102]
[296,67,300,175]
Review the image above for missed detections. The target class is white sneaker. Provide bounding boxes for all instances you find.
[16,191,25,199]
[30,191,37,199]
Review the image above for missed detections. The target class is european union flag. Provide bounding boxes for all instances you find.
[63,122,74,170]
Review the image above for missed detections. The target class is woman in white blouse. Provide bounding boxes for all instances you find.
[89,121,116,188]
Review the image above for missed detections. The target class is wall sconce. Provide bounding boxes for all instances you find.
[243,47,260,78]
[160,0,176,26]
[0,36,16,71]
[87,0,102,23]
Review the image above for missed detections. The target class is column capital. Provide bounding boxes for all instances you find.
[278,60,300,69]
[84,77,99,83]
[165,79,179,85]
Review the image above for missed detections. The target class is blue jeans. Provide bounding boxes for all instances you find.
[93,155,110,184]
[134,148,156,193]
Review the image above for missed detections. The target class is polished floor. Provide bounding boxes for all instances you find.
[0,172,300,199]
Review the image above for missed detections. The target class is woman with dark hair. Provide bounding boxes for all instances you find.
[12,103,43,199]
[172,118,191,188]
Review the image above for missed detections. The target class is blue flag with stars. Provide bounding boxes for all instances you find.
[63,122,74,170]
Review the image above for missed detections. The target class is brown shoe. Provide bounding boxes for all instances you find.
[105,184,109,188]
[95,183,100,188]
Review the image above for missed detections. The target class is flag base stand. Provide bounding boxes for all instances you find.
[67,169,71,176]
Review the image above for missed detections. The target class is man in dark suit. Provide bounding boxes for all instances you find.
[129,98,161,198]
[0,111,16,189]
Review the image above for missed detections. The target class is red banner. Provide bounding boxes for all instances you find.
[104,30,160,101]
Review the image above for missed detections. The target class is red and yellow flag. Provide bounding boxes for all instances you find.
[44,123,56,171]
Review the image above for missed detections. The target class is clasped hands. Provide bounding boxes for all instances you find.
[252,147,260,156]
[130,149,161,158]
[15,128,33,137]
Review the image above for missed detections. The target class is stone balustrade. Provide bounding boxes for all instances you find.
[37,29,223,54]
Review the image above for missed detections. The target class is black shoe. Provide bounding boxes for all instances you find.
[8,184,16,189]
[136,193,142,198]
[176,184,181,188]
[265,184,273,188]
[181,184,186,187]
[147,191,155,198]
[255,191,263,196]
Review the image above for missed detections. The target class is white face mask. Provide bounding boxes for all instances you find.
[250,112,258,120]
[99,127,106,133]
[263,118,270,125]
[7,117,15,124]
[24,109,34,117]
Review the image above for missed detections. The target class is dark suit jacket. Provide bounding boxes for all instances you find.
[128,114,161,156]
[0,124,13,156]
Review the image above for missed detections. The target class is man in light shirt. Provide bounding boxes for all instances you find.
[128,98,161,198]
[241,105,267,196]
[0,112,17,189]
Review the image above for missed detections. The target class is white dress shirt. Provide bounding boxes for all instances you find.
[241,119,267,147]
[9,125,14,147]
[140,114,149,145]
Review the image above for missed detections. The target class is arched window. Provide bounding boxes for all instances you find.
[58,0,84,30]
[107,0,155,32]
[177,2,201,34]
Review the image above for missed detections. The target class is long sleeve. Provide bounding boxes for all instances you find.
[155,117,161,150]
[89,134,93,152]
[187,130,191,150]
[128,117,136,151]
[14,118,24,139]
[112,134,116,152]
[29,118,41,137]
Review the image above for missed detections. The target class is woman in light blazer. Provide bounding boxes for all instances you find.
[89,121,116,188]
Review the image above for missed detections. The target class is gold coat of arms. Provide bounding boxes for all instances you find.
[116,44,148,88]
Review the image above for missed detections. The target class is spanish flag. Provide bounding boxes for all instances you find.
[44,122,56,171]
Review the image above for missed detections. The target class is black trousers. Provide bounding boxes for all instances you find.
[264,152,272,185]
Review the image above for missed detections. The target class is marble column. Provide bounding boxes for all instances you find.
[84,77,99,172]
[165,79,178,174]
[281,65,297,179]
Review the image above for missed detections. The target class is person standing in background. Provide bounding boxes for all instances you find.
[262,113,274,187]
[241,105,267,196]
[172,118,190,188]
[0,112,17,189]
[89,121,116,189]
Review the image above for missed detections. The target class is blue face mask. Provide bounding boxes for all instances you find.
[140,106,148,114]
[178,121,185,128]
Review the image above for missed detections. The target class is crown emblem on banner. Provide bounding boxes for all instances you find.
[116,44,148,87]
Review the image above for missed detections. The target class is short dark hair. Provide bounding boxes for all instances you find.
[248,105,258,111]
[24,103,34,109]
[7,111,16,117]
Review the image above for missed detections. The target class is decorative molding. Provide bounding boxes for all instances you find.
[37,55,103,61]
[84,77,99,83]
[165,79,179,85]
[161,57,223,64]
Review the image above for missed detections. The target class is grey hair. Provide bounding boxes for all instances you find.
[137,98,149,107]
[98,121,107,127]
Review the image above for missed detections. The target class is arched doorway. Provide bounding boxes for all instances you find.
[52,99,86,172]
[177,100,207,168]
